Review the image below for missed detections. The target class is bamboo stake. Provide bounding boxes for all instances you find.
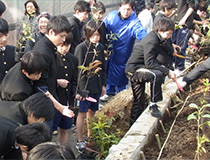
[159,120,166,133]
[140,151,146,160]
[155,134,161,150]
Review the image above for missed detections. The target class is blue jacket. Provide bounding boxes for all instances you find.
[104,10,147,86]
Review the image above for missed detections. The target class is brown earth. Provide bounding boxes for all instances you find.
[144,70,210,160]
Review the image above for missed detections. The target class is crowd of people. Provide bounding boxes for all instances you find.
[0,0,209,159]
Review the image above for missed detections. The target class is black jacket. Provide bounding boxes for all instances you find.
[69,16,84,54]
[125,31,172,75]
[0,45,16,84]
[75,41,106,94]
[0,101,28,125]
[0,62,34,101]
[24,32,45,53]
[173,0,195,29]
[33,36,58,98]
[57,52,78,106]
[0,116,22,159]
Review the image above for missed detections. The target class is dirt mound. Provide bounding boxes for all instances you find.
[97,88,133,135]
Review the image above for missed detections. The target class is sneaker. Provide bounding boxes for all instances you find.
[100,94,110,102]
[149,104,161,118]
[76,141,86,153]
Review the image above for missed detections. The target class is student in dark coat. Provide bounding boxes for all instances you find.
[75,19,106,152]
[69,1,91,54]
[171,0,195,72]
[91,2,107,48]
[0,118,51,160]
[33,15,71,99]
[52,32,78,144]
[0,18,16,84]
[125,17,176,125]
[0,93,54,125]
[0,116,21,159]
[32,15,74,127]
[0,51,46,101]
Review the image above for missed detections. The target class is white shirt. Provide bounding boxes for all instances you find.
[138,9,153,33]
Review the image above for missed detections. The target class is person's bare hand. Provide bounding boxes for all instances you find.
[168,70,176,79]
[75,94,86,101]
[57,79,69,88]
[62,106,75,118]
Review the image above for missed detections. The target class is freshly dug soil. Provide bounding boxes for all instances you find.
[144,70,210,159]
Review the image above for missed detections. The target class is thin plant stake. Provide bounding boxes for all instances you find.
[159,120,166,133]
[155,134,161,150]
[140,151,146,160]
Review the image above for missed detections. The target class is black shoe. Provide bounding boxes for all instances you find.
[149,104,161,118]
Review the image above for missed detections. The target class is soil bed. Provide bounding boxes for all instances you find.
[144,70,210,159]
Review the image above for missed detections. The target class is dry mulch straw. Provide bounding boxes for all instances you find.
[96,88,133,135]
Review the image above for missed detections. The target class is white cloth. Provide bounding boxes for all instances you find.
[138,9,153,33]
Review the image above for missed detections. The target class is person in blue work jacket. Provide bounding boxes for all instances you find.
[100,0,147,102]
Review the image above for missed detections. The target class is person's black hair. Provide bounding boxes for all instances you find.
[38,12,51,22]
[0,18,8,34]
[74,1,91,13]
[155,0,161,3]
[63,32,73,45]
[26,142,75,160]
[120,0,136,10]
[146,2,154,10]
[21,93,55,121]
[47,15,71,34]
[0,1,6,16]
[84,19,99,40]
[153,16,174,32]
[24,0,40,15]
[15,122,51,151]
[91,1,106,14]
[160,0,176,12]
[21,50,46,75]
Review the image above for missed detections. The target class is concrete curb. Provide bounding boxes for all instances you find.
[105,79,180,160]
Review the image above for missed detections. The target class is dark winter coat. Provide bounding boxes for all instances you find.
[57,52,78,106]
[69,16,84,54]
[0,116,22,159]
[33,36,58,98]
[75,40,106,94]
[0,45,16,84]
[125,31,173,75]
[0,62,34,101]
[24,32,45,53]
[173,0,195,29]
[0,101,28,125]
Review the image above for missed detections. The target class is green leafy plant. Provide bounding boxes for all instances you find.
[88,112,121,159]
[105,31,118,58]
[187,103,210,160]
[18,22,34,52]
[203,78,210,94]
[187,80,210,159]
